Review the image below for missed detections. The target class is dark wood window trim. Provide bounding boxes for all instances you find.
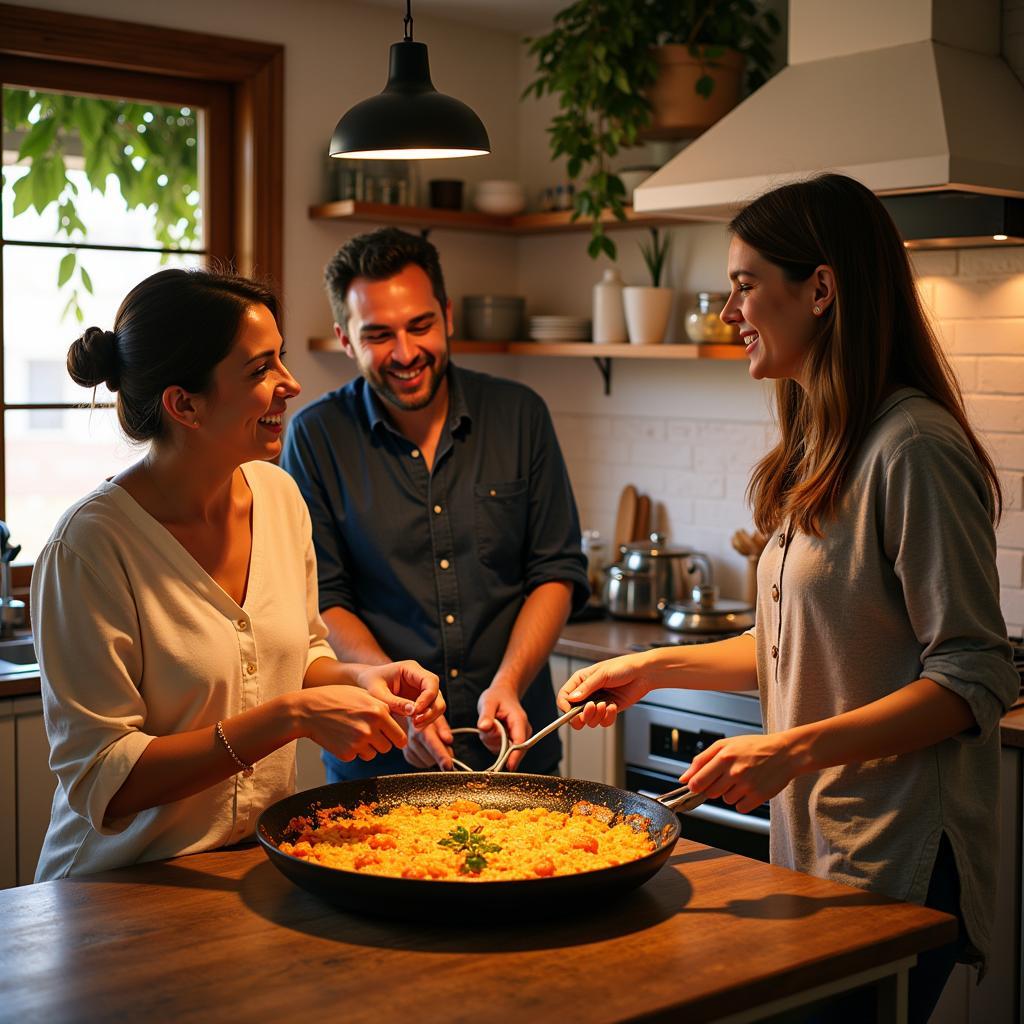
[0,4,283,566]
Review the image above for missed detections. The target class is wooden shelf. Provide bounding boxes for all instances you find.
[308,201,692,235]
[309,337,746,360]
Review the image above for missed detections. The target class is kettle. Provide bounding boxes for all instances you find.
[603,533,712,621]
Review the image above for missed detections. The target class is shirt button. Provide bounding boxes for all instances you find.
[771,584,779,602]
[489,489,497,497]
[246,661,257,675]
[770,645,778,659]
[411,449,421,459]
[433,504,442,514]
[440,558,450,569]
[450,668,459,678]
[445,614,455,624]
[237,619,248,630]
[778,534,785,548]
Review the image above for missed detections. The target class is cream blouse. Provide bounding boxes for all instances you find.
[30,460,335,880]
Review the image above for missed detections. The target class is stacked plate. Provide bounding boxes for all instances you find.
[528,315,591,342]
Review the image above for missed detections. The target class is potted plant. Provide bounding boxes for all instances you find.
[523,1,780,260]
[623,228,674,345]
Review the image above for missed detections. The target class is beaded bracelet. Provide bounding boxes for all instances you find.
[216,720,254,778]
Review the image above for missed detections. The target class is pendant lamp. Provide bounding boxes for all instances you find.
[330,0,490,160]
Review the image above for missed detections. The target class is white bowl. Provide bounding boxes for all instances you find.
[473,191,526,215]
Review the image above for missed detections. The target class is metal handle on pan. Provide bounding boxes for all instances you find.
[449,689,621,773]
[638,787,770,836]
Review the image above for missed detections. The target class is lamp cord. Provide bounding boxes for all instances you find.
[403,0,413,41]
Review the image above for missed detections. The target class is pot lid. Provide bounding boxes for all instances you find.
[620,532,693,558]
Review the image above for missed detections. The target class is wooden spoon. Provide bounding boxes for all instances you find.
[614,485,638,551]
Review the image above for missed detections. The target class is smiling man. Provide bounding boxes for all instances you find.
[281,228,588,781]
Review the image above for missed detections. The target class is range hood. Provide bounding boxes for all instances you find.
[634,0,1024,248]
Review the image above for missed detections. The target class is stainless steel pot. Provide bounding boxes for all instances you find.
[661,584,755,634]
[604,533,712,620]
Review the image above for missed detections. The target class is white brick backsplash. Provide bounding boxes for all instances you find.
[628,439,693,468]
[976,357,1024,394]
[997,510,1024,547]
[1000,471,1024,510]
[931,276,1024,320]
[694,499,752,529]
[910,251,958,277]
[727,474,752,501]
[997,549,1024,589]
[588,438,630,464]
[666,419,696,442]
[949,319,1024,355]
[965,394,1024,433]
[1000,588,1024,629]
[664,470,726,499]
[614,416,666,441]
[660,499,695,533]
[949,357,978,391]
[988,433,1024,470]
[959,247,1024,277]
[694,444,764,473]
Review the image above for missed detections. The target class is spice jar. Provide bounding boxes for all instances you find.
[683,292,739,343]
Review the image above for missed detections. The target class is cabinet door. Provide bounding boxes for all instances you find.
[0,709,16,889]
[14,696,57,886]
[549,655,571,777]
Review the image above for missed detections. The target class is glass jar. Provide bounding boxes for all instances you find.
[683,292,740,344]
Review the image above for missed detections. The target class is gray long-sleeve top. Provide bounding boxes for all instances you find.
[754,388,1018,966]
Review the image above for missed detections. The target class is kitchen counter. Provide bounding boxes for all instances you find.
[0,840,954,1023]
[557,617,1024,746]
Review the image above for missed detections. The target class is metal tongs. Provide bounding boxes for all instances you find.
[447,690,707,814]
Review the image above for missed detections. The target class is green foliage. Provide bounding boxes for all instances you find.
[639,227,672,287]
[660,1,781,94]
[438,824,502,875]
[2,88,200,321]
[523,0,780,260]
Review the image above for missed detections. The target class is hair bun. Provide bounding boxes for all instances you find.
[67,325,121,391]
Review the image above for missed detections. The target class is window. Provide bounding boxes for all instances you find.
[1,6,283,568]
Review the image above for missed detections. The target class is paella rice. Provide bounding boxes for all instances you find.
[276,798,656,880]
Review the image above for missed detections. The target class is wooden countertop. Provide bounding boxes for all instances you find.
[0,841,954,1023]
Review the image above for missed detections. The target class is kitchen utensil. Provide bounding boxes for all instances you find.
[449,689,625,773]
[603,536,712,621]
[632,495,651,542]
[730,528,769,605]
[613,485,638,551]
[462,295,525,340]
[661,584,755,634]
[257,771,701,919]
[472,180,526,216]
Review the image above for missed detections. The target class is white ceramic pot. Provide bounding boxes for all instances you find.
[623,286,673,345]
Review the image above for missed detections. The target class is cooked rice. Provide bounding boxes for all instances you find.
[277,798,655,881]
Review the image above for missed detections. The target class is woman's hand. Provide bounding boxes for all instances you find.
[555,653,654,729]
[354,660,445,729]
[403,712,455,771]
[297,685,408,762]
[680,732,805,813]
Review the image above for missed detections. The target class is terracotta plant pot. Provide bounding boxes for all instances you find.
[644,44,745,140]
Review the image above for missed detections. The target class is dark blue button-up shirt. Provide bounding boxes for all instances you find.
[281,365,588,776]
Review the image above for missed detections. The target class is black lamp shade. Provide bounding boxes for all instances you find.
[330,41,490,159]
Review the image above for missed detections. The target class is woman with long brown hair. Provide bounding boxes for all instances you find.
[559,174,1018,1021]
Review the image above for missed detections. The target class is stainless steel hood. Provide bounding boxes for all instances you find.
[634,0,1024,247]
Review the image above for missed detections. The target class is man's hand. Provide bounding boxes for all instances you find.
[354,660,445,729]
[403,712,455,771]
[477,683,531,770]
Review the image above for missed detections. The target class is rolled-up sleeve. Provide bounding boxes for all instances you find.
[31,540,155,835]
[524,397,590,612]
[282,413,357,615]
[882,435,1018,742]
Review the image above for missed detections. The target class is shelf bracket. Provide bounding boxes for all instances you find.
[592,356,612,395]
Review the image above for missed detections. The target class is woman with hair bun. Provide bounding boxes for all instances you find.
[32,268,444,879]
[558,174,1018,1021]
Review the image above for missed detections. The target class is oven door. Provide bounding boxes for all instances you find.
[624,703,770,862]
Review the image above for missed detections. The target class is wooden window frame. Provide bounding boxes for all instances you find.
[0,2,283,550]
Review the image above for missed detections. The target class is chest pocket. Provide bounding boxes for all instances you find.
[474,479,528,580]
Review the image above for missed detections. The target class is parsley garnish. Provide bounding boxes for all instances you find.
[438,825,502,875]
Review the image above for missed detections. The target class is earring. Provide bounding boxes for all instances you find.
[813,305,821,315]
